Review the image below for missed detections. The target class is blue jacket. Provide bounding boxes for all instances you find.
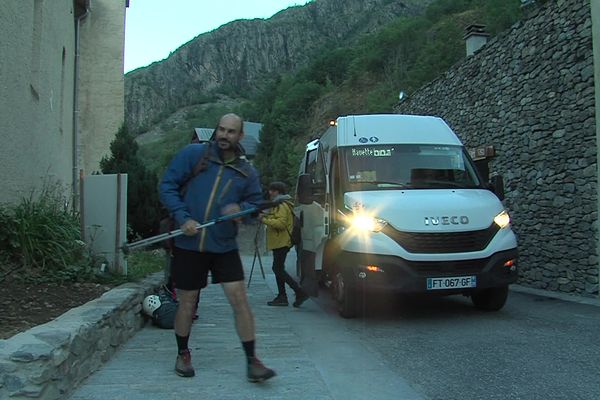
[159,142,263,253]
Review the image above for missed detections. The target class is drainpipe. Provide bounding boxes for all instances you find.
[73,1,90,211]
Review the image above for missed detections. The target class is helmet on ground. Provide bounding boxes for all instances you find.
[143,295,161,316]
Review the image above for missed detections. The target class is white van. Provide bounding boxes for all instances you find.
[295,114,518,318]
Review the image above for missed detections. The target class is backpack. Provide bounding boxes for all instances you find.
[285,203,301,247]
[152,286,178,329]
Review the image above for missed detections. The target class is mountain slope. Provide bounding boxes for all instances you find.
[124,0,432,133]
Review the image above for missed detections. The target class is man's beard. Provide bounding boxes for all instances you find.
[217,139,232,149]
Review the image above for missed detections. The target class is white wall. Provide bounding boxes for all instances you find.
[79,0,126,175]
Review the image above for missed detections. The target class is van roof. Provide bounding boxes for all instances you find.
[336,114,462,146]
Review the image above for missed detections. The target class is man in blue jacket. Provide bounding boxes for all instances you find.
[160,113,276,382]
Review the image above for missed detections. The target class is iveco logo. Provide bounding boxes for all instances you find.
[424,216,469,226]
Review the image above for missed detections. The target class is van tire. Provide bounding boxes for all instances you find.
[471,285,509,311]
[333,272,357,318]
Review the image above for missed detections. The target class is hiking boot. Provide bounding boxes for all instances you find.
[293,290,309,308]
[175,349,195,377]
[247,357,276,383]
[267,295,288,306]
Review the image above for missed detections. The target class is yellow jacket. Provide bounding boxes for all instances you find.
[262,201,293,250]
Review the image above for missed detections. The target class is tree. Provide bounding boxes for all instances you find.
[100,124,161,239]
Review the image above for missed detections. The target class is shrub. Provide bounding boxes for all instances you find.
[0,182,96,283]
[100,124,162,240]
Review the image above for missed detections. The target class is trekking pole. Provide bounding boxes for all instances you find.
[122,200,281,254]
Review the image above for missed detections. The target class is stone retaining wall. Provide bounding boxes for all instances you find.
[0,274,164,400]
[395,0,598,297]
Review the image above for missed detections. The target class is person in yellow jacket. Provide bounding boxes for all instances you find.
[258,182,308,307]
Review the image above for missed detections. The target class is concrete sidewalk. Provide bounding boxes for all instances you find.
[68,249,423,400]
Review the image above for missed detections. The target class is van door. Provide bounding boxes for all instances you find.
[296,142,328,294]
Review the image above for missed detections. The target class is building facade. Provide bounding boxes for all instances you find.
[0,0,127,205]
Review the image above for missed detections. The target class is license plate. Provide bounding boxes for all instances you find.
[427,275,477,290]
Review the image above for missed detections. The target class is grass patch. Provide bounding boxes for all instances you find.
[0,180,166,285]
[93,249,167,286]
[125,249,166,281]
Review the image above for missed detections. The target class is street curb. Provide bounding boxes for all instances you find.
[510,284,600,307]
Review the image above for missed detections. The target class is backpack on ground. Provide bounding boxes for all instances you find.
[142,286,178,329]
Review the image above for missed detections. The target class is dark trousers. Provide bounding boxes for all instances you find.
[272,246,301,297]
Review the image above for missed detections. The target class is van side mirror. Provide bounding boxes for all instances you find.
[297,174,313,205]
[490,175,505,201]
[474,159,489,181]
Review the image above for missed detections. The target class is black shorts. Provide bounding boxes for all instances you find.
[170,247,245,290]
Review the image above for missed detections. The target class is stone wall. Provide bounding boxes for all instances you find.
[0,274,163,400]
[395,0,598,297]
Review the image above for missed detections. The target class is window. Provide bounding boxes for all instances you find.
[305,146,326,203]
[342,144,481,191]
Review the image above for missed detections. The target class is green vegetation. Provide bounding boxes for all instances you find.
[104,249,166,285]
[137,103,234,179]
[0,180,166,285]
[250,0,522,187]
[0,182,93,283]
[136,0,523,191]
[100,124,162,240]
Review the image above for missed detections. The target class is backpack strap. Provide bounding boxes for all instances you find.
[161,142,213,253]
[283,202,294,238]
[181,141,212,196]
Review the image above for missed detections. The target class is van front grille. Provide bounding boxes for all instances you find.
[381,224,499,254]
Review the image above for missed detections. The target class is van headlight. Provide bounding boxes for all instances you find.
[350,214,388,232]
[493,210,511,229]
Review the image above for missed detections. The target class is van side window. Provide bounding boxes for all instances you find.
[306,147,326,203]
[306,149,317,177]
[306,148,325,185]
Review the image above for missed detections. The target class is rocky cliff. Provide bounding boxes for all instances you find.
[125,0,432,133]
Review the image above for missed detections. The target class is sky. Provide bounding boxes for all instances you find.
[124,0,312,73]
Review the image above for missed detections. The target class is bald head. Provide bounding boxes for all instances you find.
[219,113,244,134]
[215,113,245,153]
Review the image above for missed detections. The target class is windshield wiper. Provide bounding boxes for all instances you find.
[412,180,466,188]
[351,180,407,187]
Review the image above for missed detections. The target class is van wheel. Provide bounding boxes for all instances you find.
[333,272,357,318]
[471,285,509,311]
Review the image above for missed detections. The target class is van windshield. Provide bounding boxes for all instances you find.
[342,144,481,190]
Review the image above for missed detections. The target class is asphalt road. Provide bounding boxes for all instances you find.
[242,225,600,400]
[310,283,600,400]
